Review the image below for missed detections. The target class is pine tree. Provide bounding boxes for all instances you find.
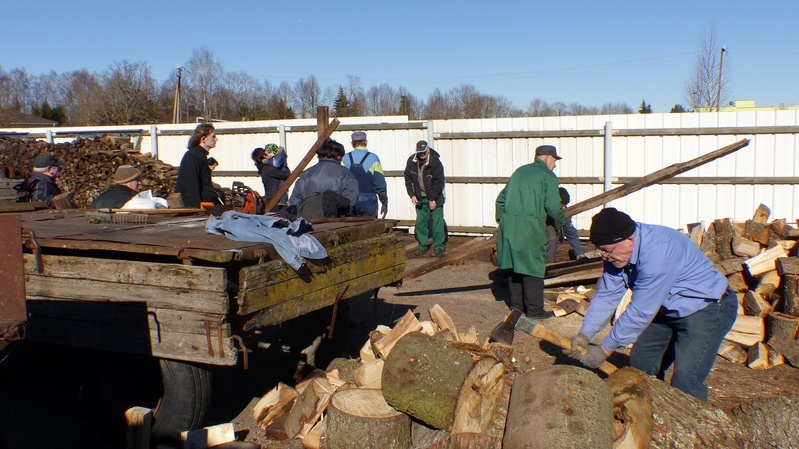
[638,99,652,114]
[333,86,350,117]
[670,104,688,113]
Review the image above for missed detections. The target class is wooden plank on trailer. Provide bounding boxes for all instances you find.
[25,275,229,314]
[239,234,402,312]
[23,254,227,292]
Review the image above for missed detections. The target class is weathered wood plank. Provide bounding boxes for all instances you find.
[23,254,227,292]
[25,275,228,314]
[239,235,403,314]
[243,264,404,330]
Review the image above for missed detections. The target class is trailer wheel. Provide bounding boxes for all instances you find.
[80,354,212,446]
[151,359,213,444]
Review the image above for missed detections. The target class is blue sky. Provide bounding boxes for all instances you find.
[3,1,797,113]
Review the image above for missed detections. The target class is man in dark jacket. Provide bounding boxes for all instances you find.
[404,140,446,256]
[496,145,565,318]
[175,123,221,208]
[24,153,63,208]
[289,138,359,211]
[92,165,141,209]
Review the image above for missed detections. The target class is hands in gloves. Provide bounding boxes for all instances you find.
[380,203,388,219]
[564,333,610,368]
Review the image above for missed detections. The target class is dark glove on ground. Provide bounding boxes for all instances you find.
[579,344,609,369]
[380,203,388,219]
[564,333,590,360]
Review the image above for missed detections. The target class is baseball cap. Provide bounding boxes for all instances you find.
[351,131,367,141]
[415,140,429,153]
[535,145,562,160]
[33,154,64,168]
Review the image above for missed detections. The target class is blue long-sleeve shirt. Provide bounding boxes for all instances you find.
[579,222,729,352]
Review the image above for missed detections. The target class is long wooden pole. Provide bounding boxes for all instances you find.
[403,138,751,280]
[263,117,341,212]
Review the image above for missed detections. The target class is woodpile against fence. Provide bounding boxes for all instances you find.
[0,136,178,208]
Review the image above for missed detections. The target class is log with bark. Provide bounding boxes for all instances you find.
[381,332,504,433]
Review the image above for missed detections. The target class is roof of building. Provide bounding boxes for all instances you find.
[0,110,58,128]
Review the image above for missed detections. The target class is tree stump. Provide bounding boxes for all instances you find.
[503,365,614,449]
[382,332,503,432]
[324,388,410,449]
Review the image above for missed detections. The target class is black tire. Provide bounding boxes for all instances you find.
[80,353,213,446]
[151,359,213,445]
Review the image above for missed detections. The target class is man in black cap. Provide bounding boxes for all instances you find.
[566,207,737,401]
[343,131,389,218]
[92,165,142,209]
[495,144,565,318]
[404,140,446,256]
[24,153,64,208]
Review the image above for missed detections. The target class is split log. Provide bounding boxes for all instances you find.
[503,365,614,449]
[324,389,411,449]
[686,221,704,246]
[724,315,764,347]
[253,382,299,429]
[742,290,773,318]
[743,219,771,245]
[283,377,334,439]
[752,203,771,224]
[180,423,235,449]
[428,304,459,341]
[605,368,653,449]
[766,312,799,367]
[382,332,504,432]
[718,340,748,364]
[732,236,761,258]
[605,368,748,448]
[745,244,787,277]
[717,257,746,275]
[372,309,423,359]
[776,258,799,315]
[754,270,781,297]
[726,272,749,293]
[353,359,384,389]
[424,433,502,449]
[713,218,735,260]
[125,406,152,449]
[747,342,771,370]
[552,298,580,317]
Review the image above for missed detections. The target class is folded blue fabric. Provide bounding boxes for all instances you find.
[206,211,327,270]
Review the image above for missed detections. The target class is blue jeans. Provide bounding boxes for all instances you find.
[629,286,737,401]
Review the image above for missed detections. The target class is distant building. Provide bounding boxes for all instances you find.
[696,100,799,112]
[0,110,58,128]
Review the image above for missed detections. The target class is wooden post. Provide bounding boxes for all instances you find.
[263,116,340,212]
[317,106,329,139]
[125,406,152,449]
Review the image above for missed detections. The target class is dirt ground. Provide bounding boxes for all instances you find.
[2,233,798,448]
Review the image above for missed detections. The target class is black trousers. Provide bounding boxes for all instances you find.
[507,271,544,316]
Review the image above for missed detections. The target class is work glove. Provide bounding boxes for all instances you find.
[564,333,590,361]
[579,344,610,369]
[380,203,388,219]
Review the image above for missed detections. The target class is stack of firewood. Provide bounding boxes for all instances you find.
[689,204,799,370]
[252,305,509,449]
[0,136,178,207]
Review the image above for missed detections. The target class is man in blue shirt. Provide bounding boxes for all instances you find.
[567,208,737,401]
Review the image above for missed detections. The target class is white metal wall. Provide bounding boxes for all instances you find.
[6,110,798,232]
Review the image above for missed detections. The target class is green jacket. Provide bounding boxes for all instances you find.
[495,159,565,277]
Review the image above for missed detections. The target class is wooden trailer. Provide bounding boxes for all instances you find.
[8,208,405,441]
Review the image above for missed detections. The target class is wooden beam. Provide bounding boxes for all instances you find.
[564,139,750,218]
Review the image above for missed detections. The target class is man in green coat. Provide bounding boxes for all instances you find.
[495,145,566,318]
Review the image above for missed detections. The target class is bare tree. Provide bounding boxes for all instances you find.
[293,75,321,118]
[185,46,224,121]
[62,70,103,125]
[599,102,634,114]
[346,75,366,116]
[0,67,31,111]
[424,88,451,119]
[527,98,552,116]
[97,60,158,125]
[684,25,731,110]
[30,71,65,111]
[365,83,400,116]
[222,71,269,120]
